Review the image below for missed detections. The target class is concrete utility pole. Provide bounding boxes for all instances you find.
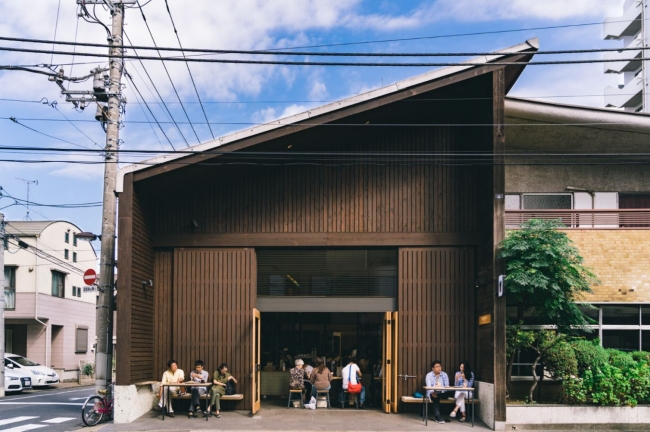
[94,0,124,398]
[0,213,6,398]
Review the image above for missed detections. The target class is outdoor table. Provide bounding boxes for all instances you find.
[423,385,474,427]
[161,381,213,420]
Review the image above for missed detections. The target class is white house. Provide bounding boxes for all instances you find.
[3,220,97,379]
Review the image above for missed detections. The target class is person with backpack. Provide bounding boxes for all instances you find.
[208,363,237,418]
[339,357,365,408]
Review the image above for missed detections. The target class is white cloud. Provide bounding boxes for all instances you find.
[251,107,277,124]
[308,71,328,100]
[280,104,309,118]
[424,0,625,22]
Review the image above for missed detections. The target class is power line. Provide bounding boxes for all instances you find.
[134,3,201,144]
[50,0,62,64]
[123,31,190,147]
[6,117,94,150]
[1,46,645,67]
[123,69,175,150]
[161,0,214,140]
[124,73,166,151]
[2,33,649,57]
[0,189,50,220]
[51,103,103,149]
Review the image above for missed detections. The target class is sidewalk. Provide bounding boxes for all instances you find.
[95,407,489,431]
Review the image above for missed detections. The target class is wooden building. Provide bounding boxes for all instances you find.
[114,39,539,428]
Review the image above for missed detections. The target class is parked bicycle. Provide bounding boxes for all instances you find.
[81,383,114,426]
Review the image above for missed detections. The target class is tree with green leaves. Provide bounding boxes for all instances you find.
[500,219,598,399]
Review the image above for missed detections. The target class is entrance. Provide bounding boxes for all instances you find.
[255,312,397,411]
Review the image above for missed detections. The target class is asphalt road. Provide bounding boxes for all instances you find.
[0,385,96,431]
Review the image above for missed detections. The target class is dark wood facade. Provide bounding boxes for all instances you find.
[117,60,532,419]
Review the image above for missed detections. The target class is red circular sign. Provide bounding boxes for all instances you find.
[83,269,97,286]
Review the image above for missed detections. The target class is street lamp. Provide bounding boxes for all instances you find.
[74,232,101,242]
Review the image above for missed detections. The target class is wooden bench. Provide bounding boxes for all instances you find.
[171,393,244,402]
[401,396,479,404]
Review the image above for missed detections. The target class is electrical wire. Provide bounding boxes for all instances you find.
[0,196,102,208]
[67,9,81,90]
[123,31,189,147]
[51,103,103,149]
[2,46,645,67]
[2,34,649,58]
[134,2,201,144]
[161,0,214,140]
[124,69,175,150]
[6,117,94,150]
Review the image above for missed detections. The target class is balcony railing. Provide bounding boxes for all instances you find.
[506,209,650,229]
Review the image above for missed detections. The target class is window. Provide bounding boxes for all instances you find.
[73,252,77,263]
[64,249,69,260]
[64,232,69,243]
[51,271,65,298]
[602,330,639,352]
[73,234,77,247]
[75,326,88,353]
[3,267,16,311]
[522,194,572,209]
[602,306,639,325]
[72,286,77,297]
[78,288,81,297]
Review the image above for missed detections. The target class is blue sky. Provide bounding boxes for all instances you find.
[0,0,627,236]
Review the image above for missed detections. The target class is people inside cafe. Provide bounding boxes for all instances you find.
[339,357,366,408]
[157,359,184,417]
[310,357,333,399]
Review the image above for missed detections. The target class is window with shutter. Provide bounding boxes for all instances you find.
[51,271,65,298]
[76,326,88,353]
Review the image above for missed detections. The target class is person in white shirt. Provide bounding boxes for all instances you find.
[339,357,366,408]
[158,359,185,417]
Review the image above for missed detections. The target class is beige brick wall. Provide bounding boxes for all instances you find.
[566,230,650,303]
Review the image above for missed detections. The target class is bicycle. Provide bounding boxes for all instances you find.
[81,383,114,426]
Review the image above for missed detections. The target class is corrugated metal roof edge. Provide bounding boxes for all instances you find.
[5,220,84,237]
[116,38,539,193]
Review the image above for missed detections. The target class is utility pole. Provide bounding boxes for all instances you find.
[0,213,6,398]
[70,0,133,398]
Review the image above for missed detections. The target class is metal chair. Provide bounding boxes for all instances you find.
[315,389,331,409]
[341,391,359,409]
[288,389,305,408]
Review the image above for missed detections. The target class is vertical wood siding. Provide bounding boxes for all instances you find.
[172,248,256,410]
[397,247,475,412]
[153,249,173,380]
[151,127,478,236]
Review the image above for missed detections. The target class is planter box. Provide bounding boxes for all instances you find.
[79,374,95,385]
[507,404,650,427]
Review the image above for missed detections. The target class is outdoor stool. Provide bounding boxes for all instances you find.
[341,391,359,409]
[315,389,331,409]
[288,389,305,408]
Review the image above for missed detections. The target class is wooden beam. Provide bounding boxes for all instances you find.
[151,232,480,248]
[116,172,134,386]
[493,68,507,423]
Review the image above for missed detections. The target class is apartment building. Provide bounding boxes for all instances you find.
[604,0,648,112]
[3,220,97,377]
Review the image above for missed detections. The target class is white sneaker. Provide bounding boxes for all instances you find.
[449,411,457,418]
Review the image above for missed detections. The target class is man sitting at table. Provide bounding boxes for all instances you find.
[188,359,210,418]
[425,360,453,424]
[157,359,184,418]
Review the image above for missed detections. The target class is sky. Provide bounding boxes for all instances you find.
[0,0,628,237]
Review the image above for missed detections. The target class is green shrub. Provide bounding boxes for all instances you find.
[606,349,635,370]
[83,363,94,376]
[630,351,650,365]
[570,339,609,375]
[545,340,578,378]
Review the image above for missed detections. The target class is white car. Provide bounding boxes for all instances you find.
[4,367,33,393]
[4,354,60,387]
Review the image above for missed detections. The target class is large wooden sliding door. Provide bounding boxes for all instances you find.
[382,311,399,413]
[252,308,261,414]
[397,248,475,412]
[172,248,256,410]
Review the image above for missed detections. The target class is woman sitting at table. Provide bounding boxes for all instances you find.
[450,361,474,422]
[208,363,237,418]
[310,357,332,399]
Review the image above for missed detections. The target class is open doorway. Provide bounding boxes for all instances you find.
[258,312,385,409]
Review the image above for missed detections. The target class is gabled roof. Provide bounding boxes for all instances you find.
[116,38,540,193]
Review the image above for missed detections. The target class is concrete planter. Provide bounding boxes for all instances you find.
[79,374,95,385]
[507,404,650,428]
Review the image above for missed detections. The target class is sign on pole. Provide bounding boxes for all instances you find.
[84,269,97,286]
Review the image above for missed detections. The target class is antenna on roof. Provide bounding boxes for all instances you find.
[15,178,38,221]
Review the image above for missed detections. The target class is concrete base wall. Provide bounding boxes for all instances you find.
[507,405,650,425]
[114,384,158,424]
[477,381,495,430]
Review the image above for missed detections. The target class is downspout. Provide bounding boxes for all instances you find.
[34,235,48,366]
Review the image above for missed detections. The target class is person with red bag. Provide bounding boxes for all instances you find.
[339,357,365,408]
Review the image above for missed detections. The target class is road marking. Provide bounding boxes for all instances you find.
[0,402,84,406]
[0,417,39,426]
[42,417,76,423]
[5,388,95,401]
[1,425,48,432]
[68,397,89,400]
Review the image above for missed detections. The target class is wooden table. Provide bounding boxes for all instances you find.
[160,381,212,421]
[422,386,474,427]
